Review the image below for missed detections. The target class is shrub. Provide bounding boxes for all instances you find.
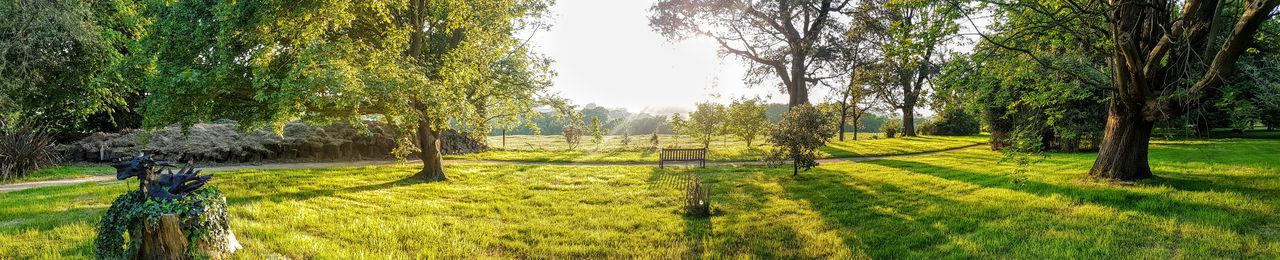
[922,109,981,136]
[562,124,583,149]
[0,123,62,182]
[766,105,835,176]
[882,118,902,138]
[649,131,660,148]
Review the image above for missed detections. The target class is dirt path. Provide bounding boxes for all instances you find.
[0,144,984,193]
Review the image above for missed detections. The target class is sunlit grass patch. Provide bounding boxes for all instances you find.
[2,135,1277,258]
[4,165,113,184]
[447,133,987,163]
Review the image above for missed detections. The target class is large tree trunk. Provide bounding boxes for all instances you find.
[1040,128,1055,151]
[1088,103,1154,180]
[988,110,1013,150]
[788,49,810,106]
[414,120,446,182]
[838,116,847,141]
[838,91,849,141]
[901,105,916,137]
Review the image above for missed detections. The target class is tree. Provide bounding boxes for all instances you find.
[563,123,583,150]
[621,125,632,146]
[649,130,661,148]
[832,67,876,141]
[588,116,604,149]
[766,105,835,175]
[649,0,856,106]
[139,0,554,182]
[675,102,727,149]
[725,98,768,147]
[853,0,963,136]
[976,0,1280,180]
[0,0,146,132]
[935,48,1108,152]
[668,114,686,147]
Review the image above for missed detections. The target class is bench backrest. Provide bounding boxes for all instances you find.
[660,148,706,161]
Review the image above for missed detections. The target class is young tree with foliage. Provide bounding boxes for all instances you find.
[767,105,835,176]
[832,67,877,141]
[621,126,632,146]
[668,114,686,147]
[676,103,727,149]
[853,0,963,136]
[588,117,604,149]
[649,0,856,106]
[139,0,554,182]
[725,98,768,147]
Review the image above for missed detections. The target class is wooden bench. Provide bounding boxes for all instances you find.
[659,148,706,168]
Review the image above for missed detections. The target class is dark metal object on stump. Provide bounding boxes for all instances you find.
[112,155,212,200]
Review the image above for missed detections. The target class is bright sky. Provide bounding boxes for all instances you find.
[531,0,981,115]
[530,0,784,114]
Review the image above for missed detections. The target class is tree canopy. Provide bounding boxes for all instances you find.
[139,0,555,181]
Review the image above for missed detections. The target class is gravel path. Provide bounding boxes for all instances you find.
[0,144,984,193]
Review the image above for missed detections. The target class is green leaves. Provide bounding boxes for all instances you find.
[0,0,146,131]
[138,0,555,161]
[726,98,768,147]
[766,105,835,175]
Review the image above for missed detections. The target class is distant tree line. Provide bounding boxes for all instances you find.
[494,102,894,136]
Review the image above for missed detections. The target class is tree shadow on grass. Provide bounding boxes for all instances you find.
[778,168,966,258]
[709,177,830,258]
[646,168,688,190]
[682,214,712,258]
[1143,174,1277,195]
[861,159,1278,234]
[227,176,424,205]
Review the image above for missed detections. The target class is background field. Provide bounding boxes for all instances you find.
[2,133,1276,258]
[446,133,988,163]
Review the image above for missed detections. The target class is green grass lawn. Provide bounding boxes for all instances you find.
[3,165,114,184]
[2,133,1277,258]
[445,133,988,163]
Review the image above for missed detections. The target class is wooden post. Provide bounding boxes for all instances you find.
[135,214,189,260]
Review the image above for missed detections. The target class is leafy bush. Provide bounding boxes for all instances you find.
[95,187,234,259]
[562,124,583,149]
[766,105,835,176]
[0,123,62,182]
[881,118,902,138]
[920,109,981,136]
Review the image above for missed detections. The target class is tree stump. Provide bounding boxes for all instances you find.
[133,214,189,260]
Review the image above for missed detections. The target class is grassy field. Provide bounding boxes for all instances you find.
[445,133,988,163]
[4,166,114,184]
[2,133,1277,258]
